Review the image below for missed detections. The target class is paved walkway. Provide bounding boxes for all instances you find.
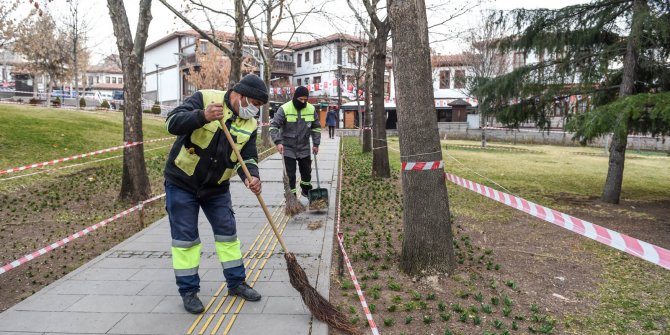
[0,137,341,335]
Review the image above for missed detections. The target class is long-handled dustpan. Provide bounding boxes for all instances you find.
[218,118,357,335]
[308,153,329,210]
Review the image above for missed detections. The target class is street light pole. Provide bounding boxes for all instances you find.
[337,64,342,128]
[155,64,160,106]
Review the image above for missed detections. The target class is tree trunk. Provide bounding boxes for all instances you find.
[371,26,390,178]
[107,0,152,203]
[600,0,645,204]
[261,12,273,148]
[388,0,456,275]
[362,24,373,154]
[229,0,244,87]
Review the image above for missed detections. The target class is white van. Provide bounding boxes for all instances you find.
[81,91,103,105]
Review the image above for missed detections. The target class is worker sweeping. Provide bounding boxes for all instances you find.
[163,74,267,314]
[269,86,321,198]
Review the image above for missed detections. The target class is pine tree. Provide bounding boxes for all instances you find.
[475,0,670,204]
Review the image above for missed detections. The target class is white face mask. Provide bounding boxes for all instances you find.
[238,96,259,119]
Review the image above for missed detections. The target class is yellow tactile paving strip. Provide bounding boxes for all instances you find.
[186,202,289,335]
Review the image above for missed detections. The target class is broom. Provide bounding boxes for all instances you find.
[281,152,305,216]
[219,119,358,335]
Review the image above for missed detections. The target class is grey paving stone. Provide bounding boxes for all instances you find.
[260,296,308,314]
[49,280,150,296]
[227,314,311,335]
[13,293,84,312]
[70,268,139,281]
[65,295,163,313]
[0,311,124,333]
[107,313,197,334]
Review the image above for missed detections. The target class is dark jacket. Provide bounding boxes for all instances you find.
[326,110,337,126]
[269,101,321,159]
[164,90,260,198]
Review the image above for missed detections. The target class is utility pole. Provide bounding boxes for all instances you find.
[337,64,342,128]
[155,64,160,105]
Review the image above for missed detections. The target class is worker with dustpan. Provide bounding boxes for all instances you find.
[269,86,322,203]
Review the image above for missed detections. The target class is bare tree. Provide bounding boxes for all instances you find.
[106,0,152,202]
[463,11,510,147]
[158,0,247,87]
[347,0,391,177]
[246,0,312,147]
[14,13,72,99]
[388,0,456,275]
[63,0,91,107]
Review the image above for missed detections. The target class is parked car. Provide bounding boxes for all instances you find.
[81,91,103,105]
[52,90,77,99]
[111,90,124,109]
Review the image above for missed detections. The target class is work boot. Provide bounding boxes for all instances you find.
[228,282,261,301]
[301,189,309,198]
[182,291,205,314]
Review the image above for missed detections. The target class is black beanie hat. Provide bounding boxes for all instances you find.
[294,86,309,99]
[292,86,309,110]
[232,74,268,104]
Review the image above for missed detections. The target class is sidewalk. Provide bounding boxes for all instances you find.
[0,137,341,335]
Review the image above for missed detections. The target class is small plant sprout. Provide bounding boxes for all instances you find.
[530,303,540,313]
[481,304,493,314]
[348,306,357,314]
[404,301,416,311]
[494,319,504,329]
[412,290,422,300]
[392,295,402,303]
[504,296,514,306]
[458,290,470,299]
[387,304,397,312]
[469,305,479,314]
[503,306,512,317]
[440,312,451,322]
[350,316,360,324]
[474,315,482,325]
[369,304,377,313]
[512,320,519,330]
[423,315,434,324]
[405,315,413,324]
[444,329,454,335]
[451,303,464,313]
[427,293,436,300]
[474,292,484,302]
[438,302,447,311]
[491,296,500,306]
[418,301,428,310]
[505,280,518,290]
[383,318,394,327]
[459,312,468,323]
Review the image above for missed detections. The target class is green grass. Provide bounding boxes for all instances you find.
[0,104,169,169]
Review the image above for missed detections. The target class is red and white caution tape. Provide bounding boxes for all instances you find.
[401,160,444,171]
[0,137,173,176]
[0,193,166,275]
[445,173,670,271]
[337,234,380,335]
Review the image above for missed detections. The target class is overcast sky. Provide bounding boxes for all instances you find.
[34,0,590,64]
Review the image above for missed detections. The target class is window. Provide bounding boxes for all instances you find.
[337,45,342,65]
[297,54,302,67]
[439,70,450,89]
[106,76,111,84]
[118,77,123,84]
[297,78,302,86]
[112,77,117,84]
[96,76,99,84]
[304,77,310,85]
[348,49,356,65]
[454,70,465,89]
[305,51,310,62]
[314,49,321,64]
[512,52,526,69]
[313,76,321,84]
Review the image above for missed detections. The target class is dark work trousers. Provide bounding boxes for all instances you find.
[328,126,335,138]
[165,182,246,296]
[284,155,312,195]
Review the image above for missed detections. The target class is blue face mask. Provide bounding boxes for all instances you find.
[238,97,259,119]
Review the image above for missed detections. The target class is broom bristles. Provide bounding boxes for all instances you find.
[284,253,360,335]
[283,173,305,216]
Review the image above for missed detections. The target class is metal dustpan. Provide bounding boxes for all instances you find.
[308,153,328,209]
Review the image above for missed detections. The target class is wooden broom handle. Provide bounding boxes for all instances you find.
[219,119,289,253]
